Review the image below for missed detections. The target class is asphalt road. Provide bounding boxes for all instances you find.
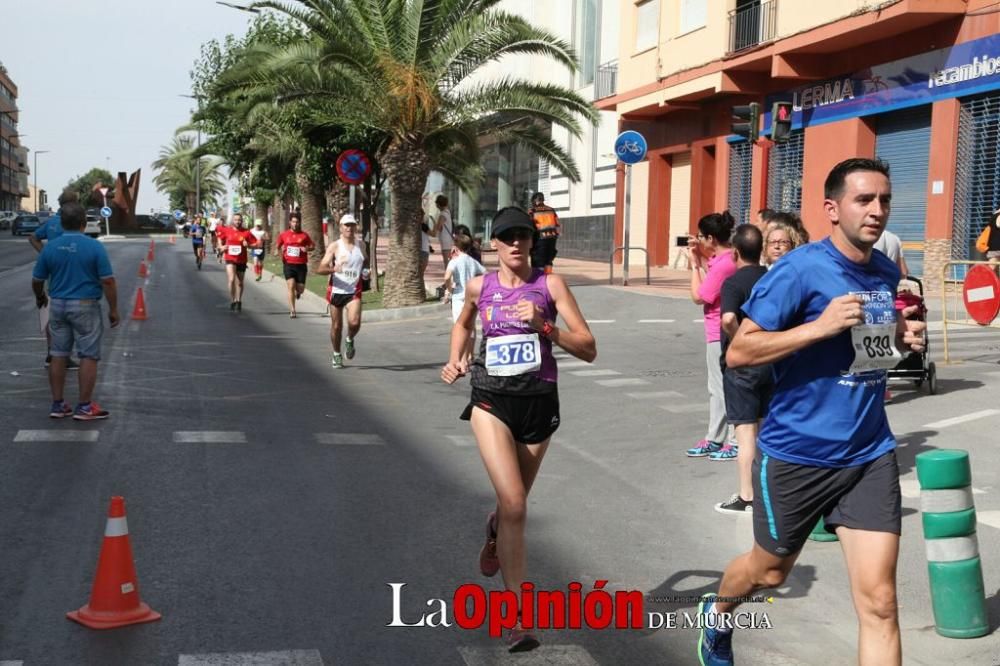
[0,238,998,665]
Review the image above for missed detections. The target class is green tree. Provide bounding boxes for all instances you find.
[151,135,228,216]
[228,0,597,307]
[66,168,115,207]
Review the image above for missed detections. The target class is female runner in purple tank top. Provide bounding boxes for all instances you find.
[441,207,596,652]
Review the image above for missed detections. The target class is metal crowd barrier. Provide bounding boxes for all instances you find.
[939,260,1000,364]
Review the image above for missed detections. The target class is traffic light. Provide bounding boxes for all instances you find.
[771,101,793,143]
[731,102,761,142]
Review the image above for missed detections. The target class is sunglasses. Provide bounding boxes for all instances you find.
[768,240,792,248]
[496,228,533,244]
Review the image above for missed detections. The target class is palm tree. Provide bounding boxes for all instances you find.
[152,135,228,216]
[238,0,597,307]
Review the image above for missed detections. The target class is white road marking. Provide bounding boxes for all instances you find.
[0,660,24,665]
[977,510,1000,530]
[595,378,651,388]
[13,430,99,443]
[178,650,324,666]
[557,360,593,369]
[458,645,598,666]
[639,319,675,323]
[693,318,704,323]
[626,390,684,399]
[570,369,620,377]
[585,319,615,324]
[922,409,1000,429]
[446,435,477,448]
[314,433,386,446]
[172,431,247,443]
[659,403,708,414]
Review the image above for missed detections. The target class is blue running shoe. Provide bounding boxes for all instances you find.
[687,439,723,457]
[709,444,739,461]
[698,593,734,666]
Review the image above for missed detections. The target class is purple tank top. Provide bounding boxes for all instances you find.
[470,269,558,394]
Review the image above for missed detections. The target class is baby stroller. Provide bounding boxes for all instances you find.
[888,276,936,394]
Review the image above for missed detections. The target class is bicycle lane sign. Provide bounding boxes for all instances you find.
[615,130,647,165]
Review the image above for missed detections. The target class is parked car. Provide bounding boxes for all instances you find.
[11,215,41,236]
[0,211,16,230]
[85,214,102,238]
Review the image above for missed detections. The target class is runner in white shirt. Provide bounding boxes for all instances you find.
[250,220,269,282]
[316,214,367,368]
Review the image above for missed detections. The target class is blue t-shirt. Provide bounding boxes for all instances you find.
[32,232,114,300]
[33,213,63,241]
[742,237,901,468]
[190,223,205,244]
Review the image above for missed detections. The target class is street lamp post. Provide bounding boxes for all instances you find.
[34,150,50,213]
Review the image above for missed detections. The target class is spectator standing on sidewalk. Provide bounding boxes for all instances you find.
[31,202,119,420]
[528,192,560,274]
[715,225,771,513]
[432,194,454,270]
[686,211,737,458]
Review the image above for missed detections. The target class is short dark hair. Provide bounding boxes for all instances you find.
[824,158,890,200]
[289,212,301,222]
[697,210,736,244]
[531,192,545,204]
[757,208,778,223]
[58,188,79,206]
[732,224,763,264]
[61,202,86,230]
[435,194,448,208]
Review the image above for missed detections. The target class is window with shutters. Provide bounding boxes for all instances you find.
[766,131,804,213]
[954,93,1000,275]
[728,140,753,226]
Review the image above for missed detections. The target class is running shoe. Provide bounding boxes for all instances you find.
[715,493,753,515]
[49,401,72,419]
[698,593,734,666]
[236,301,242,313]
[709,444,738,461]
[73,402,110,421]
[479,511,499,577]
[331,353,344,369]
[255,275,262,282]
[686,439,723,457]
[345,337,356,360]
[44,355,51,368]
[289,312,297,319]
[230,301,237,312]
[506,625,540,653]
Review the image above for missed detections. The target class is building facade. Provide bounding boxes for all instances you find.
[0,63,28,212]
[599,0,1000,279]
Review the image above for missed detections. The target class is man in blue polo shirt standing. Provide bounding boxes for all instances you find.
[696,158,927,666]
[31,202,119,421]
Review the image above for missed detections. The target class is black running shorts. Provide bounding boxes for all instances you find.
[723,366,773,425]
[752,450,901,557]
[461,387,560,444]
[283,263,307,284]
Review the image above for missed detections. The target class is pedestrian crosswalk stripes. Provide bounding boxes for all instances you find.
[594,378,650,388]
[458,644,599,665]
[172,431,247,443]
[313,433,386,446]
[13,430,99,443]
[557,360,593,369]
[177,650,324,665]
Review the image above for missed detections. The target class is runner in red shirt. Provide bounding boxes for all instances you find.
[275,212,315,318]
[218,213,258,312]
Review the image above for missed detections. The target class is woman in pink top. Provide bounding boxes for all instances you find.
[686,211,737,457]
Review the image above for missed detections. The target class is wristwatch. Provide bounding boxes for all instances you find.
[540,320,555,338]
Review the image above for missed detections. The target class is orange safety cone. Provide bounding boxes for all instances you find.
[67,496,161,629]
[147,247,155,263]
[137,261,148,278]
[131,288,148,321]
[169,235,175,244]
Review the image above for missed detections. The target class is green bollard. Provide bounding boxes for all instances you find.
[808,516,838,542]
[916,449,988,638]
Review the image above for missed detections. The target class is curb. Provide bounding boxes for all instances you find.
[260,268,449,323]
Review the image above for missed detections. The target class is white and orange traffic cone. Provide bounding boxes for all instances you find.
[138,261,148,278]
[67,497,161,629]
[131,288,148,321]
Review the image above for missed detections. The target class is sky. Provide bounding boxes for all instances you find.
[4,0,256,212]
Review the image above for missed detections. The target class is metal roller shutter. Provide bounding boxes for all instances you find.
[875,107,931,276]
[954,93,1000,279]
[728,140,753,225]
[767,131,804,213]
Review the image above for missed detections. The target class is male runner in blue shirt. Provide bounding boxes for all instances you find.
[698,158,926,666]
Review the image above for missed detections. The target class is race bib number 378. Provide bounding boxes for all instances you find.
[485,333,542,377]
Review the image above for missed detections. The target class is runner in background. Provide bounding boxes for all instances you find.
[316,214,366,368]
[528,192,560,274]
[250,219,269,282]
[275,212,315,318]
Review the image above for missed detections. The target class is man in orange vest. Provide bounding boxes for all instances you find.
[528,192,560,274]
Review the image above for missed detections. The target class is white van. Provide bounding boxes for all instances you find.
[85,214,102,238]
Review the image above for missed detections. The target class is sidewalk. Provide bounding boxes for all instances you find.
[373,233,690,299]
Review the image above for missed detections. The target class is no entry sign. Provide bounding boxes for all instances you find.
[336,149,371,185]
[962,264,1000,325]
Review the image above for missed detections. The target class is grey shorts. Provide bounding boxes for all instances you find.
[49,299,103,360]
[752,449,901,557]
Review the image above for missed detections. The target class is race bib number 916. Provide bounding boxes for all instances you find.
[485,333,542,377]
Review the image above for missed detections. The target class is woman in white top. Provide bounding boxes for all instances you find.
[315,214,367,369]
[433,194,454,270]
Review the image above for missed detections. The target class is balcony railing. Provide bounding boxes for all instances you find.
[595,60,618,100]
[728,0,777,54]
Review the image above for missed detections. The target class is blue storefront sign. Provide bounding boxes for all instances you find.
[765,33,1000,128]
